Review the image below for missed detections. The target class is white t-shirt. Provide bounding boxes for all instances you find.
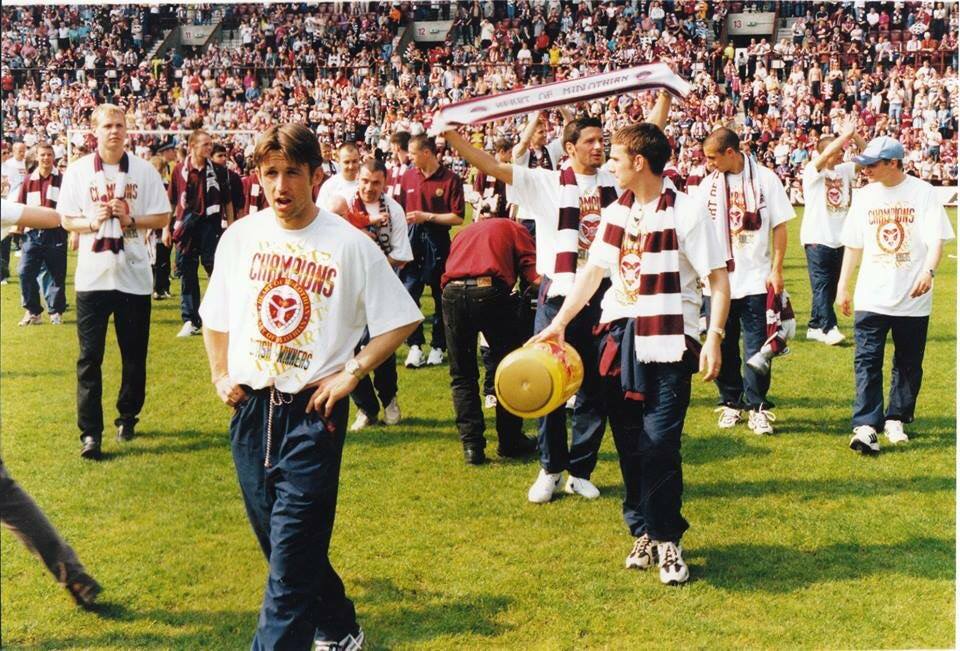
[362,195,413,263]
[1,197,25,238]
[694,164,795,299]
[508,164,622,277]
[801,161,855,247]
[512,139,565,224]
[56,153,171,295]
[315,173,359,210]
[841,175,955,317]
[2,158,27,199]
[198,208,423,393]
[589,189,727,338]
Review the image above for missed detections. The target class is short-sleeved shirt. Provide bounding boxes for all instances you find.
[589,188,727,338]
[801,161,855,247]
[1,198,24,238]
[693,163,795,299]
[198,208,422,393]
[508,165,623,277]
[168,160,231,222]
[399,164,464,256]
[841,175,955,317]
[315,173,359,210]
[57,152,171,294]
[359,194,413,264]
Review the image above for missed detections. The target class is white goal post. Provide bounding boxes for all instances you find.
[66,128,261,161]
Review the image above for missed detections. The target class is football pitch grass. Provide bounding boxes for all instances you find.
[1,209,955,649]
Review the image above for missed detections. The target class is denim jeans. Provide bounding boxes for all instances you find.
[177,219,220,325]
[231,390,357,650]
[441,282,526,451]
[18,228,68,315]
[605,363,691,543]
[804,244,844,333]
[532,279,608,478]
[852,311,928,430]
[707,293,772,410]
[76,291,152,442]
[400,263,446,351]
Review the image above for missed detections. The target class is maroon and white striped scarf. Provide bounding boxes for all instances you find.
[703,154,767,272]
[475,171,509,218]
[21,167,61,208]
[592,179,686,363]
[528,146,553,170]
[178,158,222,221]
[763,286,796,356]
[387,159,410,201]
[92,150,129,254]
[550,163,619,297]
[346,192,393,257]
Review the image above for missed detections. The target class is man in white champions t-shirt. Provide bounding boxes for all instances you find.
[533,122,731,586]
[328,159,414,431]
[315,142,361,211]
[57,104,172,460]
[698,127,795,435]
[200,124,421,651]
[800,117,865,345]
[837,136,955,455]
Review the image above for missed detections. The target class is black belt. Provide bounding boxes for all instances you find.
[447,276,501,288]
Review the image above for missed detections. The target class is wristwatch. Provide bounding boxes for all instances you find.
[928,269,935,278]
[708,326,725,340]
[344,359,365,379]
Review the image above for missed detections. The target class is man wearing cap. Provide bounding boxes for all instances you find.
[838,136,955,455]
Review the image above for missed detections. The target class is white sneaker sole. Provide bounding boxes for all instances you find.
[849,436,880,455]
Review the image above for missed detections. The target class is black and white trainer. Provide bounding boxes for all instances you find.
[657,541,689,585]
[314,627,364,651]
[625,533,658,570]
[849,425,880,455]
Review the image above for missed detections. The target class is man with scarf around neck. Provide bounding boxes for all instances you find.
[532,122,731,585]
[386,131,412,203]
[16,143,68,326]
[697,127,795,436]
[443,115,621,504]
[58,104,171,460]
[166,128,234,339]
[328,159,414,432]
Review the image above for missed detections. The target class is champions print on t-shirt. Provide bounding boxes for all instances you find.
[616,229,645,305]
[729,188,746,239]
[247,245,339,374]
[869,203,914,267]
[577,191,603,260]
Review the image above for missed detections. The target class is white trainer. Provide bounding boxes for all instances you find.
[350,410,376,432]
[383,398,401,425]
[426,348,444,366]
[564,475,600,500]
[49,313,63,325]
[884,419,908,444]
[176,321,200,338]
[657,541,689,585]
[625,533,657,570]
[806,327,825,342]
[404,345,425,368]
[850,425,880,454]
[565,394,577,409]
[484,394,498,409]
[822,326,845,345]
[748,408,776,435]
[527,469,562,504]
[715,406,742,429]
[18,311,42,326]
[314,626,364,651]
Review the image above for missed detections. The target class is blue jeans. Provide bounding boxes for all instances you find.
[852,311,928,430]
[707,293,772,410]
[532,279,608,479]
[18,229,68,316]
[230,390,357,650]
[804,244,843,333]
[400,264,446,350]
[606,362,691,542]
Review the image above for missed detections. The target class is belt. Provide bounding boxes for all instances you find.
[447,276,498,287]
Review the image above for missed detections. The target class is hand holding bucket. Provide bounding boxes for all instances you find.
[495,339,584,419]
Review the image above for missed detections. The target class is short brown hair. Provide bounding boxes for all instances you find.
[188,129,210,146]
[562,117,603,147]
[338,142,360,156]
[361,159,387,175]
[90,104,125,129]
[409,134,436,154]
[494,138,513,153]
[390,131,411,151]
[816,136,835,154]
[253,124,323,173]
[612,123,670,175]
[704,127,740,154]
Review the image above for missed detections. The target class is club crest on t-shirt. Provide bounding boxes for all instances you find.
[825,176,848,213]
[616,232,644,305]
[257,277,312,345]
[729,189,745,236]
[577,192,603,256]
[869,204,915,266]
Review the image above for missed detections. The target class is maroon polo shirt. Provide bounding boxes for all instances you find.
[168,160,230,221]
[398,164,464,218]
[441,218,538,290]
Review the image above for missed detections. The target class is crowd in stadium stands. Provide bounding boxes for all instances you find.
[1,1,957,200]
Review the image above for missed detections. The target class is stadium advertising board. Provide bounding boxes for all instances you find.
[181,25,217,46]
[413,21,453,42]
[726,12,776,36]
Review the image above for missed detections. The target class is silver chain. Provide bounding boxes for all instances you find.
[264,387,293,468]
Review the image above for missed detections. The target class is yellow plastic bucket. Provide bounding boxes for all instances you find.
[495,340,584,419]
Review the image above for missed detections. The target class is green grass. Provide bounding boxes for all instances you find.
[1,209,955,650]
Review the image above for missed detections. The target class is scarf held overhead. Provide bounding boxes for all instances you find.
[591,179,686,363]
[429,63,692,134]
[92,151,129,255]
